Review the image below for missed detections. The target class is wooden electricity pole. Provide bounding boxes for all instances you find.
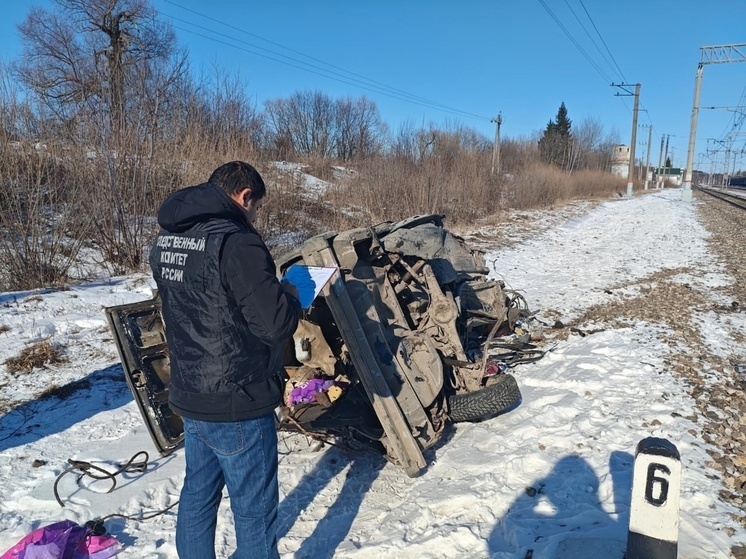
[491,113,502,176]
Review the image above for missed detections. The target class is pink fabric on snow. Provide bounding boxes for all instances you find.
[1,520,121,559]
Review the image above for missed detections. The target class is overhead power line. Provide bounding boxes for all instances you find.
[577,0,628,82]
[562,0,620,81]
[162,0,489,122]
[536,0,614,84]
[537,0,655,138]
[163,0,442,109]
[716,83,746,140]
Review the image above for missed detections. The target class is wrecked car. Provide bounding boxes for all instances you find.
[106,214,535,477]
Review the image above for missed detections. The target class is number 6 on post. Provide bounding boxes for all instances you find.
[626,437,681,559]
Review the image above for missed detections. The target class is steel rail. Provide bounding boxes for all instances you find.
[694,186,746,211]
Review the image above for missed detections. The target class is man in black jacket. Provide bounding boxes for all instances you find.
[150,161,301,559]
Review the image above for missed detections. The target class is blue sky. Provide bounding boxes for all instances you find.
[1,0,745,170]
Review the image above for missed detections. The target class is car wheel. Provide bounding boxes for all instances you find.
[447,374,521,423]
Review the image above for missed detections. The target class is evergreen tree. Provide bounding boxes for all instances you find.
[555,102,572,136]
[538,102,573,167]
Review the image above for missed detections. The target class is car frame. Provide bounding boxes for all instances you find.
[106,214,528,477]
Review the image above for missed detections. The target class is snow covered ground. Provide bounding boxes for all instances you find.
[1,187,744,558]
[269,161,340,196]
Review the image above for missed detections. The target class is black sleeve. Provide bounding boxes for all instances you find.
[221,232,301,346]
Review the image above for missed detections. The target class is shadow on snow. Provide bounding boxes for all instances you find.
[488,451,633,558]
[278,444,387,559]
[0,364,133,453]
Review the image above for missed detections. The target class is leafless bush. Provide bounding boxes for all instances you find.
[4,340,67,375]
[506,164,626,210]
[0,325,10,334]
[302,157,337,182]
[500,164,562,209]
[500,136,540,174]
[325,123,501,225]
[256,163,342,257]
[568,168,628,199]
[329,132,627,225]
[0,77,91,290]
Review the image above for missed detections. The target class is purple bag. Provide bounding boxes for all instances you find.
[288,378,335,405]
[1,520,121,559]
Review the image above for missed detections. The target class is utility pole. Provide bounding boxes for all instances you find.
[657,136,665,189]
[490,113,502,176]
[683,43,746,202]
[683,62,703,201]
[612,83,641,197]
[643,124,653,190]
[664,135,670,165]
[722,109,746,187]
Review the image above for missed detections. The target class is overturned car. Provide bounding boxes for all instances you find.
[106,215,537,477]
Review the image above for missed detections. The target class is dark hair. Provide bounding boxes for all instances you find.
[208,161,266,199]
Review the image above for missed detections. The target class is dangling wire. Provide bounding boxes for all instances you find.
[53,451,149,507]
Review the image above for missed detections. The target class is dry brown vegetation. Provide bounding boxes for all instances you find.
[325,147,627,226]
[0,0,633,291]
[4,340,67,375]
[0,105,632,291]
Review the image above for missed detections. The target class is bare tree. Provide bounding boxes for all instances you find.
[16,0,185,133]
[390,120,419,163]
[265,90,384,161]
[14,0,189,272]
[265,90,334,158]
[179,67,264,157]
[334,96,384,161]
[571,117,605,171]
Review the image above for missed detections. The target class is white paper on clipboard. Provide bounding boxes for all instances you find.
[281,264,338,309]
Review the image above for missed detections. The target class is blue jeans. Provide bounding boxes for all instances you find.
[176,413,279,559]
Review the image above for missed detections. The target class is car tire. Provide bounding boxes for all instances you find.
[447,374,521,423]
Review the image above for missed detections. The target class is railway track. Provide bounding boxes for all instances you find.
[694,185,746,211]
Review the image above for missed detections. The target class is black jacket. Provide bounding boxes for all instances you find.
[150,182,301,421]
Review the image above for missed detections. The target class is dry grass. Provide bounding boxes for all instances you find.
[0,324,10,334]
[504,165,627,210]
[4,340,66,374]
[325,155,628,228]
[0,75,629,289]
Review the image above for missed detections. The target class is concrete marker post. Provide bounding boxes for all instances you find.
[626,437,681,559]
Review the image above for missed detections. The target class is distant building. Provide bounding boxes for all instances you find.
[611,145,629,178]
[655,167,683,186]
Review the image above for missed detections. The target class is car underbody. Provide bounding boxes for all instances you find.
[106,214,540,477]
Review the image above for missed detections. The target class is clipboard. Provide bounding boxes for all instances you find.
[281,264,338,309]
